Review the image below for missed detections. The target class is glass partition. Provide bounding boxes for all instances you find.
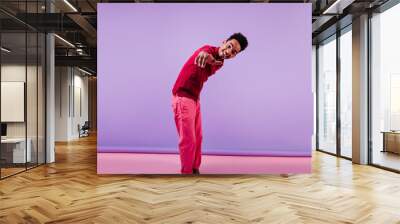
[371,3,400,171]
[0,1,46,179]
[1,31,28,177]
[339,27,352,158]
[317,35,337,154]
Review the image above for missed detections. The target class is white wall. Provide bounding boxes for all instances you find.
[55,66,70,141]
[1,65,26,133]
[70,72,89,138]
[55,67,89,141]
[1,65,40,138]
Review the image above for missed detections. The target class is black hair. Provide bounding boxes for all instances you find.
[227,33,248,52]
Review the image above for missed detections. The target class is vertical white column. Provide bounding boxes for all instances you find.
[352,14,369,164]
[46,0,55,163]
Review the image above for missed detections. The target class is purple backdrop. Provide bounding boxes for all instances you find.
[98,3,312,156]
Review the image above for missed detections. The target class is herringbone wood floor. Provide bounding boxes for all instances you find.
[1,134,400,224]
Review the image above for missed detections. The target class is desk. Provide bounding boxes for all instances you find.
[381,131,400,154]
[1,138,32,163]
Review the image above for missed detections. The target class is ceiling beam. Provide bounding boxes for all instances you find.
[67,13,97,46]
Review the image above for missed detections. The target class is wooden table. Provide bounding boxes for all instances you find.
[1,138,32,164]
[381,131,400,154]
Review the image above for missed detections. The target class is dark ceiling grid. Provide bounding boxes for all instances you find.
[0,0,393,75]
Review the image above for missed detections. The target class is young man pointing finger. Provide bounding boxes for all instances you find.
[172,33,248,174]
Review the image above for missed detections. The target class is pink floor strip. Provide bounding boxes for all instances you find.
[97,153,311,174]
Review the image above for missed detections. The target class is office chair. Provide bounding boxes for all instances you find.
[79,121,90,138]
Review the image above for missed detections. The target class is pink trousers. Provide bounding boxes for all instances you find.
[172,95,202,174]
